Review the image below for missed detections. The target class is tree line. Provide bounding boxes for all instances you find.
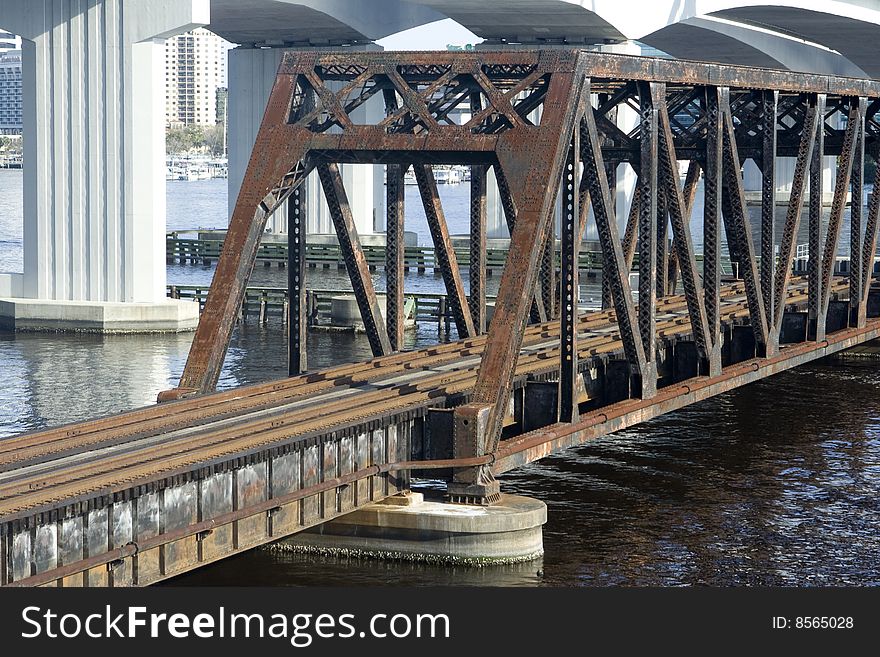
[166,125,225,156]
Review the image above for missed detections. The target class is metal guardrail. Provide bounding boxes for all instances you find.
[166,231,603,272]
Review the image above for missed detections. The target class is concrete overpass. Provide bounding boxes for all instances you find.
[3,0,880,330]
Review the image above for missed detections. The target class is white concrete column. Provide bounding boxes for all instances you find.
[0,0,206,331]
[228,45,384,239]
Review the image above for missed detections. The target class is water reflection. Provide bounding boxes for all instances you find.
[0,331,195,435]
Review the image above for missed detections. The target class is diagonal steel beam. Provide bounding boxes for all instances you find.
[850,108,865,327]
[666,161,701,296]
[414,164,476,339]
[820,98,863,320]
[318,163,392,358]
[585,84,650,392]
[637,81,659,379]
[703,87,723,375]
[761,90,778,322]
[655,83,711,359]
[773,94,820,332]
[168,71,312,398]
[494,163,548,323]
[857,159,880,326]
[461,53,588,460]
[808,94,827,340]
[656,184,669,299]
[622,178,642,272]
[720,88,771,354]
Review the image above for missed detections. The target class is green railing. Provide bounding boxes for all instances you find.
[167,284,496,328]
[166,231,603,272]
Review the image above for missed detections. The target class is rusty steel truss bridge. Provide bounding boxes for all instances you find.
[4,50,880,586]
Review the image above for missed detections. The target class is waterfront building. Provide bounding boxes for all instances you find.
[165,27,231,127]
[0,31,20,53]
[0,50,22,135]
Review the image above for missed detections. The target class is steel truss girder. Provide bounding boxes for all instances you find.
[163,49,880,506]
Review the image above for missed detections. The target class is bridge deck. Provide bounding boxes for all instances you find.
[0,276,840,519]
[2,276,875,587]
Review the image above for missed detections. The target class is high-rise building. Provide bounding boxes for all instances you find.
[165,28,231,127]
[0,31,20,53]
[0,49,22,135]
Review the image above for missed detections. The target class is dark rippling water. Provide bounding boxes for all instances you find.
[2,170,879,586]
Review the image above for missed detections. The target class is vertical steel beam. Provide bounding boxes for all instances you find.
[414,164,476,338]
[773,94,820,332]
[287,186,307,376]
[820,98,862,326]
[808,94,827,340]
[703,87,723,375]
[638,81,659,380]
[386,164,407,351]
[720,88,771,354]
[317,163,392,357]
[470,164,488,334]
[761,90,778,322]
[560,126,580,423]
[849,108,865,326]
[655,83,710,361]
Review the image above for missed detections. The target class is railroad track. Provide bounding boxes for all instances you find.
[0,277,837,519]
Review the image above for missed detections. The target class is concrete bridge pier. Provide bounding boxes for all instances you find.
[0,0,204,332]
[277,491,548,566]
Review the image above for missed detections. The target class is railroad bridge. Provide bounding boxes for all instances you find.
[3,50,880,586]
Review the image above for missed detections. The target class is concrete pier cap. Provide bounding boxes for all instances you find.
[273,492,547,566]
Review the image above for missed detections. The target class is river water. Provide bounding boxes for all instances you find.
[1,169,879,586]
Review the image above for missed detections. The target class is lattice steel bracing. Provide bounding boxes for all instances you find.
[287,186,307,376]
[386,163,407,352]
[161,50,880,504]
